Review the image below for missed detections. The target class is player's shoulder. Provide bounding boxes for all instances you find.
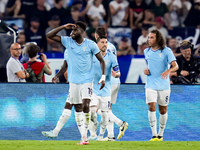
[163,46,173,53]
[144,47,150,54]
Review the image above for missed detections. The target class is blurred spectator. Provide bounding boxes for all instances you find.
[23,43,52,82]
[25,16,46,52]
[179,0,191,27]
[6,0,25,18]
[65,5,84,35]
[148,0,172,29]
[25,0,48,31]
[87,0,106,28]
[17,32,26,48]
[86,17,100,41]
[148,16,169,40]
[6,43,28,82]
[137,42,148,55]
[163,0,182,27]
[48,0,67,26]
[0,0,7,18]
[137,26,148,54]
[109,0,129,27]
[45,15,66,52]
[143,9,155,28]
[184,0,200,28]
[117,37,136,56]
[66,0,91,22]
[167,37,181,57]
[193,45,200,57]
[170,40,200,84]
[129,0,147,29]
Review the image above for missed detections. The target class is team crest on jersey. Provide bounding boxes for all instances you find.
[82,47,87,51]
[158,53,163,57]
[105,60,109,65]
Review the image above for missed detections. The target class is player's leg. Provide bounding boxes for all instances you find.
[146,88,158,141]
[42,101,72,139]
[77,83,93,145]
[88,95,98,140]
[97,96,110,140]
[157,90,170,141]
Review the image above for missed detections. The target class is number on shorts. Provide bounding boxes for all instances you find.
[88,88,93,95]
[165,96,169,103]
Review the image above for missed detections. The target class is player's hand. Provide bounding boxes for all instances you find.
[98,75,106,90]
[161,70,170,79]
[52,76,59,84]
[63,24,76,29]
[144,68,150,75]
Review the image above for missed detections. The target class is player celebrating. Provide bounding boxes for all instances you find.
[89,26,128,141]
[144,29,178,141]
[42,21,106,145]
[89,35,121,141]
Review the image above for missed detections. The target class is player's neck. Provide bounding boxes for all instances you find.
[151,45,160,51]
[75,37,84,45]
[11,55,19,60]
[101,51,106,57]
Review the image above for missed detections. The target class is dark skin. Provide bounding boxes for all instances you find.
[48,23,106,113]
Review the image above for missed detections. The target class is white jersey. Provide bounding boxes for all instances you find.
[6,57,26,82]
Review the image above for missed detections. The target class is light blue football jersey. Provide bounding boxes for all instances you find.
[144,47,176,90]
[62,36,100,84]
[93,52,119,97]
[107,41,121,84]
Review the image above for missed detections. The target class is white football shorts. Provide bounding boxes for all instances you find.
[90,93,111,111]
[145,88,170,106]
[66,82,93,104]
[111,83,120,104]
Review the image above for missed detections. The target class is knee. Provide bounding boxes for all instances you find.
[83,104,90,113]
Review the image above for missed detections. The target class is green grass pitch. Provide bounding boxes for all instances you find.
[0,140,199,150]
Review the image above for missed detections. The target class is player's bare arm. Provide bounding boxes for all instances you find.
[95,52,106,90]
[52,60,68,83]
[46,24,76,43]
[111,70,121,78]
[161,61,179,79]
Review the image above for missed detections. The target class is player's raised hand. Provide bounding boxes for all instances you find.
[63,24,76,29]
[52,76,59,84]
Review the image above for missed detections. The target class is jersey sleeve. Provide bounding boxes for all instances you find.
[90,41,100,55]
[166,47,176,64]
[61,36,70,49]
[111,54,119,71]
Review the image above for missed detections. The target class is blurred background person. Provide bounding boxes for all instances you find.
[87,0,107,29]
[137,26,149,54]
[6,0,25,18]
[167,37,181,57]
[109,0,129,27]
[23,43,52,82]
[129,0,147,29]
[143,9,155,28]
[170,40,200,84]
[117,37,136,56]
[148,16,169,40]
[6,43,29,82]
[86,17,100,41]
[46,15,66,52]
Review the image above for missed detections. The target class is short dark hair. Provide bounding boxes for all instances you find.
[75,21,87,31]
[97,36,107,43]
[180,40,194,51]
[95,26,106,37]
[25,43,40,58]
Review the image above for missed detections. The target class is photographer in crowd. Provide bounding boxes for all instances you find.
[22,43,52,82]
[170,40,200,84]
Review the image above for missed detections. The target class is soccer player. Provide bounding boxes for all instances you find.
[42,21,106,145]
[144,29,178,141]
[89,35,121,141]
[91,26,128,141]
